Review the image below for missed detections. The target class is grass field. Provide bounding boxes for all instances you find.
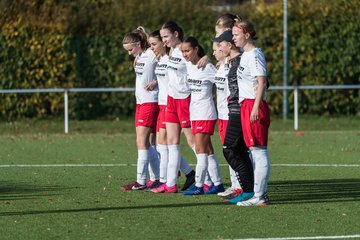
[0,117,359,240]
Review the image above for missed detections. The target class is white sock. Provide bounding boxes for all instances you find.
[166,144,181,187]
[229,166,241,189]
[136,149,149,185]
[204,172,213,186]
[195,153,208,187]
[208,154,222,186]
[180,156,193,175]
[250,147,270,197]
[157,144,168,183]
[148,145,160,181]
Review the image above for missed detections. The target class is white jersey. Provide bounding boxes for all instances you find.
[167,47,190,99]
[186,62,217,121]
[155,55,169,106]
[134,48,159,104]
[214,61,230,120]
[237,48,267,103]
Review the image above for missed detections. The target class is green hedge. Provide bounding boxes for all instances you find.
[0,0,359,120]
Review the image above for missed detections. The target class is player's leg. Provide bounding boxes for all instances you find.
[237,100,271,206]
[183,131,208,195]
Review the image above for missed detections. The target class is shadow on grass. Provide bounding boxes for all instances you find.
[0,178,359,216]
[269,178,360,204]
[0,181,73,201]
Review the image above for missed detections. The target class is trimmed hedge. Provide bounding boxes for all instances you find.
[0,0,359,120]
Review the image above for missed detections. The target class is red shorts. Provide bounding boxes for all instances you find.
[217,119,228,144]
[135,103,159,133]
[165,96,191,128]
[191,120,217,135]
[156,105,167,132]
[240,99,270,147]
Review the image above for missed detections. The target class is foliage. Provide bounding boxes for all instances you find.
[235,0,360,115]
[0,0,359,120]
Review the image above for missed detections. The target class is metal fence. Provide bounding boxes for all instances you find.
[1,85,359,133]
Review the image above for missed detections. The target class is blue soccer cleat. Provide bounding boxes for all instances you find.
[183,185,204,195]
[204,183,225,194]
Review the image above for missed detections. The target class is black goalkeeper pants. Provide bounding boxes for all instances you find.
[223,113,254,192]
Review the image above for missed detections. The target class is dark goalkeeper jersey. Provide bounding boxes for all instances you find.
[227,53,241,114]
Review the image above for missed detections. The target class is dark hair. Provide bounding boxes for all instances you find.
[161,21,184,41]
[149,29,170,54]
[182,36,205,58]
[149,29,161,39]
[122,26,150,50]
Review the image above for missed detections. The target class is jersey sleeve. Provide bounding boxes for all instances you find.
[250,49,266,77]
[207,63,217,83]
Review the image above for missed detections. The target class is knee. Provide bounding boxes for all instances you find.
[136,137,148,149]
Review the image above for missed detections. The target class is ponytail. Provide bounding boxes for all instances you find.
[122,26,150,51]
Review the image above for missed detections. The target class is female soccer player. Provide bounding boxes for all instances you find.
[181,37,224,195]
[151,21,212,193]
[212,30,255,203]
[213,13,244,198]
[212,42,242,198]
[147,30,195,191]
[120,27,160,191]
[232,16,271,206]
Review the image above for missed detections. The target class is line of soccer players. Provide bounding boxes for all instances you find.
[121,14,271,206]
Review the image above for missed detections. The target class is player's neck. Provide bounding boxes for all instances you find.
[228,49,240,60]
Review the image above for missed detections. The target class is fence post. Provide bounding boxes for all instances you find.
[64,90,69,134]
[294,87,298,131]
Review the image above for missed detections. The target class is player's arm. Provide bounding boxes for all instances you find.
[144,80,158,90]
[250,76,266,123]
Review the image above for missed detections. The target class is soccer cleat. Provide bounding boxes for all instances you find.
[151,183,178,193]
[228,191,254,204]
[183,185,204,195]
[146,180,155,188]
[219,188,243,200]
[236,194,270,207]
[120,182,146,191]
[150,183,167,193]
[203,184,213,192]
[146,180,162,192]
[204,183,225,194]
[181,170,195,191]
[217,187,233,197]
[164,184,178,193]
[218,187,236,197]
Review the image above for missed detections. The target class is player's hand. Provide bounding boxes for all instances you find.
[197,55,209,69]
[250,107,259,123]
[144,80,158,91]
[215,60,221,70]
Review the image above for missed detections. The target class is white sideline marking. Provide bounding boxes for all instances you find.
[232,234,360,240]
[0,163,359,168]
[271,163,360,167]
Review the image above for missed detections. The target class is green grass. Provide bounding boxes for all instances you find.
[1,115,360,134]
[0,117,359,239]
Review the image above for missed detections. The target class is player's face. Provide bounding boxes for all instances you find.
[218,41,231,57]
[160,29,177,48]
[232,26,246,48]
[212,42,225,61]
[148,37,165,57]
[123,42,141,57]
[181,42,197,63]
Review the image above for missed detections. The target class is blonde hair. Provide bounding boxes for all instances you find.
[215,13,236,29]
[233,15,258,40]
[122,26,150,50]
